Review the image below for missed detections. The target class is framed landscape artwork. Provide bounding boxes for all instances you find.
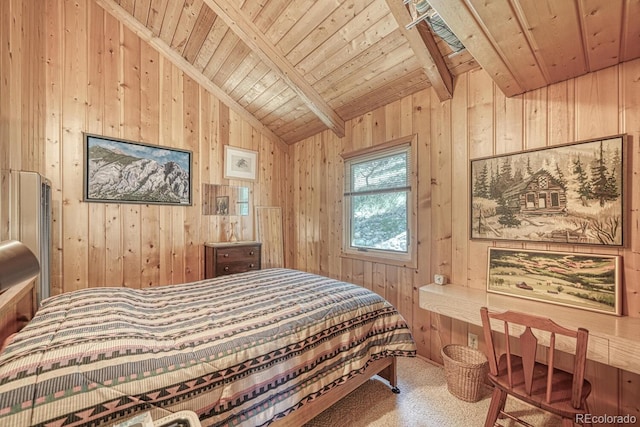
[470,135,626,246]
[224,146,258,181]
[487,248,622,315]
[84,133,192,205]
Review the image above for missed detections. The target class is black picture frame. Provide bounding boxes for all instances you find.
[83,133,192,205]
[470,135,626,246]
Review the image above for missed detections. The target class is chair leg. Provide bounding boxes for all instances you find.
[578,400,592,427]
[484,387,507,427]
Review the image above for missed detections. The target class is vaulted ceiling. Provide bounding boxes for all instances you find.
[95,0,640,145]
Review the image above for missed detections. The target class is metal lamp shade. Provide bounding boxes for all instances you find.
[0,240,40,292]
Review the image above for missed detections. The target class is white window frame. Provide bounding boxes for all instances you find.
[340,135,417,267]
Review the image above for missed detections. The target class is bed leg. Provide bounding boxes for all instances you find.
[378,357,400,393]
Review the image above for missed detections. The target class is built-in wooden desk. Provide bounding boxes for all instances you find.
[420,284,640,375]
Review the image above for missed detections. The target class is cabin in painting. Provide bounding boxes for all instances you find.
[1,0,640,423]
[504,170,567,215]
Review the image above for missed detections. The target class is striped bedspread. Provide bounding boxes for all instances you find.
[0,268,416,426]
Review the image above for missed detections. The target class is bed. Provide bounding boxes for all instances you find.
[0,268,416,426]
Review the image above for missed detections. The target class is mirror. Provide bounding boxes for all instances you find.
[202,184,250,216]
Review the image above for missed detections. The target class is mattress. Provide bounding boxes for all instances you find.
[0,268,416,426]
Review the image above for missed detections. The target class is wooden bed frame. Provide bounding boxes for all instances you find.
[0,280,400,426]
[271,356,399,426]
[0,278,35,352]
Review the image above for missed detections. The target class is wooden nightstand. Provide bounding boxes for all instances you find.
[204,242,261,279]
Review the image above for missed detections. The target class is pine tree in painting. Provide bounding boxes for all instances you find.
[572,156,591,206]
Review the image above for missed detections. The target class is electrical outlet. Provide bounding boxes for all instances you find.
[468,332,478,350]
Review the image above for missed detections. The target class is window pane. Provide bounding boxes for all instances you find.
[237,202,249,216]
[351,152,407,193]
[351,191,407,252]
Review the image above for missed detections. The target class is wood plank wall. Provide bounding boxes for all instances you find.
[3,0,640,421]
[286,61,640,421]
[0,0,46,240]
[1,0,289,295]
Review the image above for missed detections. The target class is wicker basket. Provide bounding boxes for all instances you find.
[441,344,489,402]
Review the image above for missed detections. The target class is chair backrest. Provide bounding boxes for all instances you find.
[480,306,589,409]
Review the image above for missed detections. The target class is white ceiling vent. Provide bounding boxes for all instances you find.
[405,1,465,53]
[426,10,465,53]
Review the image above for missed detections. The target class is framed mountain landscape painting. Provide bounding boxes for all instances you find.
[83,133,192,205]
[470,135,626,246]
[487,247,622,315]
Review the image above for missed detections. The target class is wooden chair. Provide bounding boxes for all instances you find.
[480,307,592,427]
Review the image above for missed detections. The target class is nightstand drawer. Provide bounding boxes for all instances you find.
[204,242,262,279]
[215,246,260,263]
[215,260,260,276]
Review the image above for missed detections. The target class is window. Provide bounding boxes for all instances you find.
[526,193,535,208]
[237,187,249,215]
[342,137,415,264]
[538,192,546,208]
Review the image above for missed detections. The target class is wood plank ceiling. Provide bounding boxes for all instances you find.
[95,0,639,144]
[428,0,640,97]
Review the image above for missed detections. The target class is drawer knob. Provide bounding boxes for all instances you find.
[249,251,254,255]
[223,253,229,257]
[249,263,255,268]
[224,266,230,271]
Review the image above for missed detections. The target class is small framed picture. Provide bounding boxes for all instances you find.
[215,196,229,215]
[224,146,258,181]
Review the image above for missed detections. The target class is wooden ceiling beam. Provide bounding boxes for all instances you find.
[94,0,287,147]
[385,0,453,101]
[203,0,346,138]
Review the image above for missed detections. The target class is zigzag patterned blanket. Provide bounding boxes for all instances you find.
[0,268,416,426]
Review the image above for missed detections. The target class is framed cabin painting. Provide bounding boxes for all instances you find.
[83,133,192,205]
[487,247,622,316]
[470,135,626,246]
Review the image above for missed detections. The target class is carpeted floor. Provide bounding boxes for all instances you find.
[305,356,561,427]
